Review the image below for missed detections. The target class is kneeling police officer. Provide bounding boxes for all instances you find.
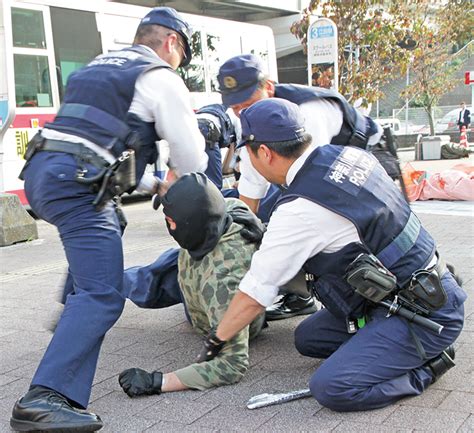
[196,98,466,411]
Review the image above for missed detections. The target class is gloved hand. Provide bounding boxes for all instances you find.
[152,193,161,210]
[228,205,265,243]
[196,330,226,363]
[118,368,163,398]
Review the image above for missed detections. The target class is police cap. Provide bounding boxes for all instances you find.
[238,98,306,149]
[140,7,192,67]
[217,54,266,106]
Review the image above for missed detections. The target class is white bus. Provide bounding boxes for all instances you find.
[0,0,277,204]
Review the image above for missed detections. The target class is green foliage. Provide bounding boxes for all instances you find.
[400,0,473,134]
[291,0,413,105]
[291,0,473,123]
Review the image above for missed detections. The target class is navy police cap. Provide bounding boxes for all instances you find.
[238,98,306,149]
[140,7,192,67]
[217,54,265,106]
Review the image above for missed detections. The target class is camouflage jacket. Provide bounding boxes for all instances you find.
[174,198,265,390]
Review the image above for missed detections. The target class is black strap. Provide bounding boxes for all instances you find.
[41,139,109,169]
[57,103,130,143]
[408,321,428,361]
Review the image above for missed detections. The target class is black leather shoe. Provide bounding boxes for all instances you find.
[426,345,455,383]
[446,263,463,287]
[265,294,318,321]
[10,386,103,432]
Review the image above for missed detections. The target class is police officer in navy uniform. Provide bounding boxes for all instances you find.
[197,98,466,411]
[217,53,382,321]
[10,7,207,432]
[196,103,239,195]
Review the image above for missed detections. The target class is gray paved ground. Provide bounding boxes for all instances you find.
[0,199,473,432]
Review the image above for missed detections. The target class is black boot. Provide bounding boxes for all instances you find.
[265,294,318,321]
[426,345,455,383]
[446,263,463,287]
[10,386,103,432]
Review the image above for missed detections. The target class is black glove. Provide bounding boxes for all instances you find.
[152,193,161,210]
[118,368,163,398]
[196,330,226,363]
[228,205,265,243]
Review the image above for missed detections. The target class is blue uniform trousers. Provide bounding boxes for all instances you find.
[23,151,125,409]
[204,142,223,190]
[294,272,465,411]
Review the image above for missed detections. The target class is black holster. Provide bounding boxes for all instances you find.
[344,253,397,303]
[398,260,447,313]
[18,133,45,180]
[345,253,448,315]
[76,150,136,211]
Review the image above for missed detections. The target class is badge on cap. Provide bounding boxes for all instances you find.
[223,76,238,89]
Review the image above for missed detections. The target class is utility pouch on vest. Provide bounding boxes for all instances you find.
[77,150,136,211]
[344,253,397,303]
[399,265,447,313]
[18,133,45,180]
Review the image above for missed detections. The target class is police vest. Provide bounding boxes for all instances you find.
[274,84,378,149]
[274,145,436,319]
[46,46,173,173]
[196,104,236,149]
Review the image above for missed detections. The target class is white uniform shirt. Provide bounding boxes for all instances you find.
[129,46,207,175]
[237,98,382,199]
[239,144,362,307]
[42,45,208,188]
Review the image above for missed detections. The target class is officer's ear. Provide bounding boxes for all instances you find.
[265,80,275,97]
[259,144,273,162]
[163,32,178,55]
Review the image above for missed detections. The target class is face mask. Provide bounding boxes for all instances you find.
[162,173,232,260]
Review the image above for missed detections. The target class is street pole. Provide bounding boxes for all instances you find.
[307,17,338,92]
[405,65,409,136]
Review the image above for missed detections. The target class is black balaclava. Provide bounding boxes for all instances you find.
[162,173,232,260]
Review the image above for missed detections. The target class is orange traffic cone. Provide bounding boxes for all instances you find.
[459,125,468,148]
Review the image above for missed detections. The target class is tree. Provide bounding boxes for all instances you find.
[291,1,413,107]
[400,1,474,135]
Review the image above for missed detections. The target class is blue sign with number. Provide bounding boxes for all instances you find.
[310,25,334,39]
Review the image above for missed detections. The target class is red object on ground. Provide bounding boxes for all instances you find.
[402,162,474,202]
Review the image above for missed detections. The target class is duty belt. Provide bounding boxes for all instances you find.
[40,139,110,169]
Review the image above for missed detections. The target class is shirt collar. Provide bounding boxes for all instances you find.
[138,44,159,57]
[286,144,316,186]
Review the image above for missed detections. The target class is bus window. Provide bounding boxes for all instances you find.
[50,7,102,96]
[14,54,52,108]
[12,7,52,108]
[241,34,270,72]
[178,31,205,92]
[206,31,241,92]
[12,8,46,49]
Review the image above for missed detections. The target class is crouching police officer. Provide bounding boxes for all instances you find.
[196,98,466,411]
[217,54,383,320]
[10,7,207,432]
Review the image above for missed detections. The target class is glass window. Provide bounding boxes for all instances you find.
[241,34,270,73]
[50,7,102,99]
[206,32,241,92]
[14,54,52,107]
[178,31,205,92]
[12,8,46,49]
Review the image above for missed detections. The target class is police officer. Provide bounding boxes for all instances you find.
[197,98,466,411]
[196,103,239,195]
[217,53,383,320]
[10,7,207,432]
